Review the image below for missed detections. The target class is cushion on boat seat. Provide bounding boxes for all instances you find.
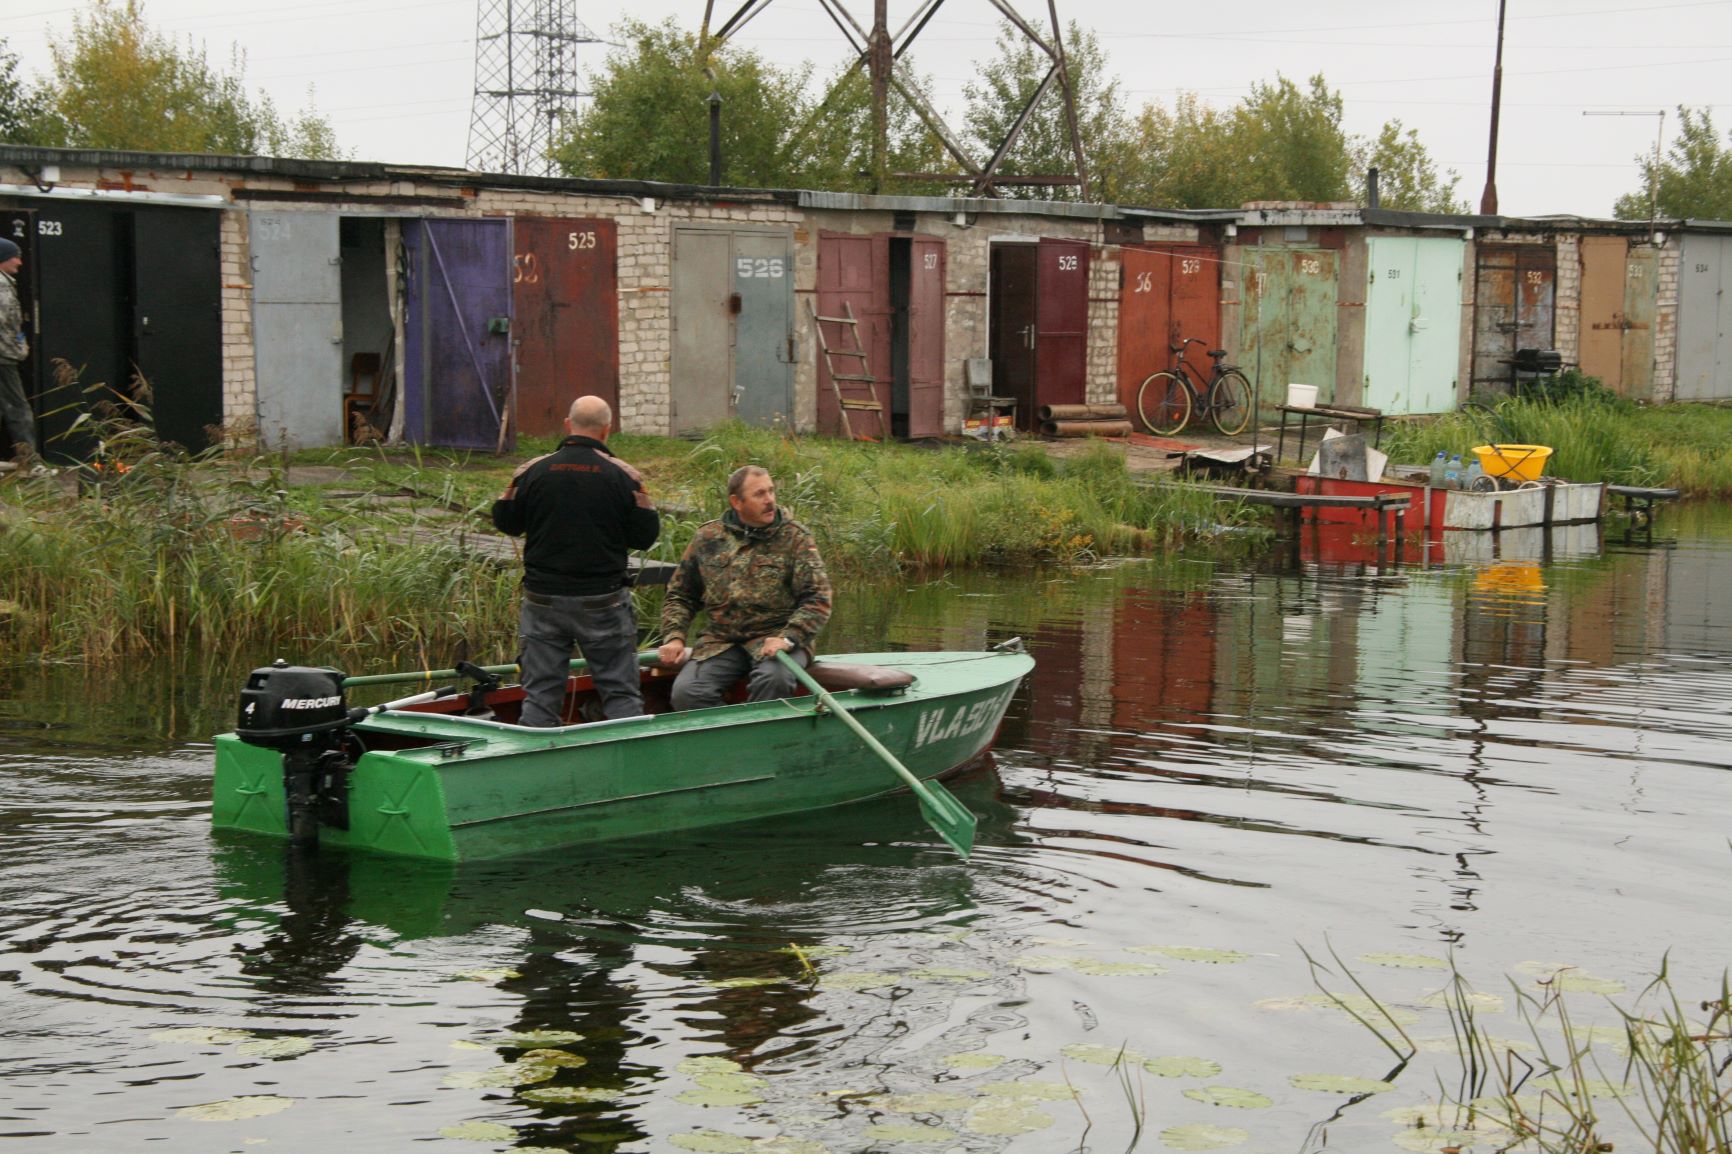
[807,661,915,694]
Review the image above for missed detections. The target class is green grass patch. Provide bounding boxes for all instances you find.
[1384,394,1732,497]
[3,422,1251,660]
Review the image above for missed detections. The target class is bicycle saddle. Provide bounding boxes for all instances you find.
[1206,348,1228,359]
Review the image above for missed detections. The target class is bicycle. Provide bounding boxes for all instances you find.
[1135,338,1253,437]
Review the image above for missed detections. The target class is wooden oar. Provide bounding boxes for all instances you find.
[775,651,976,860]
[342,651,662,689]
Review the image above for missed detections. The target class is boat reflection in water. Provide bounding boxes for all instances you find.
[211,768,1021,1151]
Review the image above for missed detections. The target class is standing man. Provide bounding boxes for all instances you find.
[492,395,660,726]
[0,237,36,466]
[658,465,832,710]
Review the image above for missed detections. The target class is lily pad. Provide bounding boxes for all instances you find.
[1289,1073,1394,1095]
[513,1048,577,1066]
[1160,1123,1249,1150]
[496,1029,586,1047]
[907,966,991,983]
[864,1122,957,1142]
[679,1056,743,1076]
[878,1092,974,1113]
[978,1081,1076,1102]
[439,1120,518,1141]
[1128,946,1249,965]
[450,968,520,982]
[1061,1042,1144,1066]
[1183,1086,1273,1109]
[153,1027,254,1046]
[236,1036,314,1059]
[1549,972,1626,995]
[1010,953,1078,971]
[1419,989,1504,1012]
[670,1131,752,1153]
[677,1086,765,1107]
[1143,1056,1221,1079]
[176,1095,294,1121]
[1255,993,1420,1025]
[450,1040,490,1051]
[963,1099,1054,1136]
[521,1085,620,1103]
[1071,959,1167,977]
[443,1061,557,1088]
[1028,935,1090,948]
[942,1053,1005,1071]
[709,977,784,989]
[817,971,897,991]
[1359,953,1449,970]
[1392,1129,1489,1152]
[697,1072,768,1092]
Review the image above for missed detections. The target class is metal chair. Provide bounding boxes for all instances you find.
[964,357,1016,440]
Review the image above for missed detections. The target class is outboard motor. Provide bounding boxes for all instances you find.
[236,660,354,848]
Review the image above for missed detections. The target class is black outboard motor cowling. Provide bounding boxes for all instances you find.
[236,660,354,848]
[238,661,349,748]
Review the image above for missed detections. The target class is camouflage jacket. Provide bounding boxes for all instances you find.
[661,509,832,661]
[0,272,25,364]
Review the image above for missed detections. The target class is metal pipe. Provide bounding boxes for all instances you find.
[1480,0,1507,214]
[709,88,723,186]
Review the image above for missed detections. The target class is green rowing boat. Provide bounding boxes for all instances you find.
[211,645,1033,862]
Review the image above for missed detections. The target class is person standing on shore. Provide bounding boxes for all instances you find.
[0,238,37,466]
[491,395,660,725]
[657,465,832,710]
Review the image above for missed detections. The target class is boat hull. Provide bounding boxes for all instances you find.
[211,650,1032,861]
[1294,474,1606,536]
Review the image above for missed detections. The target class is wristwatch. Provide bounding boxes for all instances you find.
[782,636,798,648]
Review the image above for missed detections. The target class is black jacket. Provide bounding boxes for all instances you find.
[491,435,660,596]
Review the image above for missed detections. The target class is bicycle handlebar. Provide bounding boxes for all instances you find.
[1168,338,1207,354]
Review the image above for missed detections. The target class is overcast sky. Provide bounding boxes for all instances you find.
[4,0,1726,217]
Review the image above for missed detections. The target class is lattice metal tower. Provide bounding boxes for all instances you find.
[467,0,598,176]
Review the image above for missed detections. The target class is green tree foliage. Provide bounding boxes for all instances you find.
[42,0,340,157]
[1614,106,1732,221]
[552,19,944,191]
[1117,73,1459,211]
[960,21,1129,201]
[1353,120,1468,213]
[1,38,57,145]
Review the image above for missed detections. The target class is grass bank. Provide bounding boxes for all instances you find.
[1,424,1254,662]
[1382,388,1732,498]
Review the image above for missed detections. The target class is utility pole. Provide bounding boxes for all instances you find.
[467,0,598,176]
[1479,0,1507,215]
[868,0,890,193]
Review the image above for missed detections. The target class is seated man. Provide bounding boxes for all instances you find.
[657,465,832,709]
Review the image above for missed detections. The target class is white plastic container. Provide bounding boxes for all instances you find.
[1286,383,1318,408]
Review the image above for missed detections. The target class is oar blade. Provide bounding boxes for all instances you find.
[918,786,977,859]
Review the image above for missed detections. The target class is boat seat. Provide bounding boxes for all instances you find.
[808,661,915,694]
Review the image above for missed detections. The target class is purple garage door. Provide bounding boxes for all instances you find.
[404,218,514,450]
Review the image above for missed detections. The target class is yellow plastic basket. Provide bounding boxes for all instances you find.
[1472,443,1552,483]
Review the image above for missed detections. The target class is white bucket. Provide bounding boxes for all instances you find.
[1286,383,1318,409]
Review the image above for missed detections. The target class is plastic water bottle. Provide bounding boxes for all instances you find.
[1443,454,1463,490]
[1463,458,1485,491]
[1428,451,1447,487]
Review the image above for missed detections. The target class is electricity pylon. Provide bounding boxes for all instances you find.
[467,0,599,176]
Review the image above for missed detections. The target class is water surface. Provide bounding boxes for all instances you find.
[3,506,1729,1152]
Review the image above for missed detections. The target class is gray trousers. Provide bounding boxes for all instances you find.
[0,362,35,456]
[670,644,809,711]
[517,588,642,727]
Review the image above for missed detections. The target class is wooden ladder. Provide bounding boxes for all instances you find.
[806,300,887,441]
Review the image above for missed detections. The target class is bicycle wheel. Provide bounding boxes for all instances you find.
[1208,369,1253,436]
[1136,372,1192,436]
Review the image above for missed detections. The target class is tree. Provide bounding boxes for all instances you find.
[1354,121,1468,213]
[1116,73,1460,212]
[1614,106,1732,221]
[961,21,1129,201]
[554,19,808,186]
[1,37,57,145]
[552,18,945,193]
[43,0,339,158]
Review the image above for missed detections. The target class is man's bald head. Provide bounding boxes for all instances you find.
[566,396,613,439]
